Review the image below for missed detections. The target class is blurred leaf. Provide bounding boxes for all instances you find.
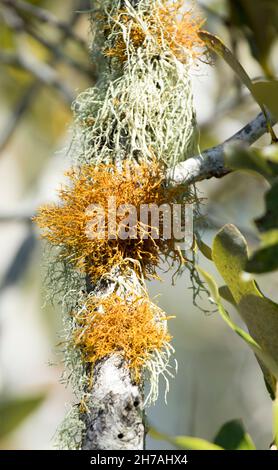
[246,244,278,273]
[0,231,36,292]
[246,177,278,274]
[274,395,278,447]
[150,428,223,450]
[228,0,278,71]
[196,238,212,260]
[214,419,256,450]
[0,393,46,440]
[199,31,257,99]
[212,224,278,395]
[219,285,236,306]
[198,31,275,137]
[197,266,266,359]
[253,81,278,120]
[256,179,278,232]
[224,143,275,180]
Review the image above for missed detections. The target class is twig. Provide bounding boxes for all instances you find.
[0,51,74,104]
[0,0,87,50]
[0,112,275,220]
[24,24,96,79]
[169,112,277,186]
[0,83,40,152]
[0,1,94,152]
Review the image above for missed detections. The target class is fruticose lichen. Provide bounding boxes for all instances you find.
[35,0,205,450]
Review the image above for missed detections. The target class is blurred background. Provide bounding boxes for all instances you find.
[0,0,277,450]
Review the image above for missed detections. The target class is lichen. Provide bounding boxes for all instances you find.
[35,0,205,450]
[34,160,195,283]
[74,293,173,384]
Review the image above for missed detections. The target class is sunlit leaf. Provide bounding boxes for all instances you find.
[149,428,223,450]
[211,224,278,395]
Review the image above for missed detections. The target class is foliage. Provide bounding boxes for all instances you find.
[0,393,46,441]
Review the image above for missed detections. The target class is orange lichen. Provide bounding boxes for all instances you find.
[34,160,192,282]
[104,1,204,63]
[74,294,172,382]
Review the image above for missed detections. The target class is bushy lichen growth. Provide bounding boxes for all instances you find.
[74,294,173,383]
[72,0,203,168]
[35,160,194,283]
[35,0,205,450]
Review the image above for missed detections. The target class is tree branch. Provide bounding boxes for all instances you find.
[0,0,87,50]
[169,112,277,186]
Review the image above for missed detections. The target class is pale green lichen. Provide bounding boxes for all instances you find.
[50,0,204,449]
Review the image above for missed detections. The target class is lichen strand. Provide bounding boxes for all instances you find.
[34,160,194,283]
[74,294,172,384]
[72,0,203,168]
[103,1,204,63]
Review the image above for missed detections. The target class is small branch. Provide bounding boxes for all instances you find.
[0,83,40,152]
[169,112,277,186]
[0,51,74,104]
[0,0,87,50]
[0,112,276,220]
[0,1,94,153]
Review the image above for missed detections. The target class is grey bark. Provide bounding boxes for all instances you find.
[82,355,144,450]
[81,271,145,450]
[169,112,277,186]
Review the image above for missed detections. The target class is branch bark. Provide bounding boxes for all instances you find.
[81,272,145,450]
[169,112,277,186]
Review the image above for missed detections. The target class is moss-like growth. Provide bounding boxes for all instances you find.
[74,293,172,383]
[34,160,193,283]
[103,0,204,63]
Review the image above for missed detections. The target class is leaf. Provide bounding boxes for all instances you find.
[197,266,264,355]
[256,179,278,232]
[198,31,257,101]
[196,238,212,260]
[211,224,278,395]
[253,81,278,120]
[274,395,278,447]
[0,393,46,440]
[227,0,278,69]
[214,419,256,450]
[149,428,223,450]
[198,31,275,137]
[219,285,236,306]
[246,244,278,273]
[224,143,276,180]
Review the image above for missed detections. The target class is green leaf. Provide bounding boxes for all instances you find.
[253,80,278,120]
[224,143,276,180]
[211,224,278,395]
[196,238,213,260]
[197,266,263,354]
[227,0,278,70]
[246,244,278,273]
[0,393,46,440]
[274,395,278,447]
[214,419,256,450]
[198,31,258,103]
[219,285,236,306]
[256,179,278,232]
[198,31,275,139]
[149,428,223,450]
